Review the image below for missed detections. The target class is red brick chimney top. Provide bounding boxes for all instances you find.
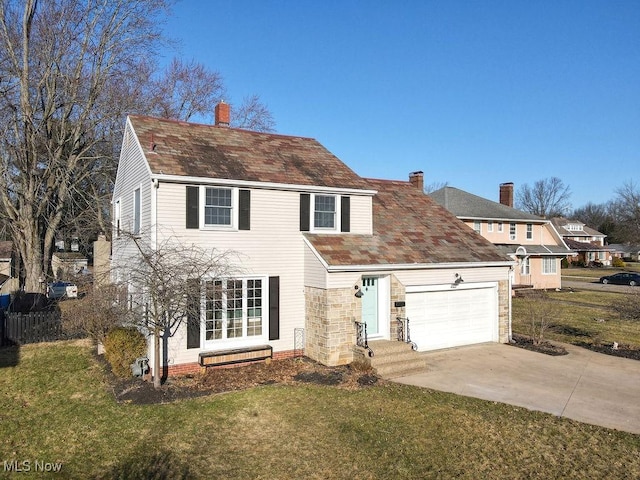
[215,100,230,127]
[409,171,424,192]
[499,182,514,207]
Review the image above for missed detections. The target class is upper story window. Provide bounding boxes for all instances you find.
[133,187,141,235]
[205,187,233,226]
[498,222,504,233]
[509,223,516,240]
[314,195,336,229]
[473,221,481,234]
[526,223,533,240]
[487,221,494,233]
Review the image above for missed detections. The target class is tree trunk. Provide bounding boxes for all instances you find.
[153,328,161,389]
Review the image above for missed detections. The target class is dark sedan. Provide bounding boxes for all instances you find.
[599,272,640,286]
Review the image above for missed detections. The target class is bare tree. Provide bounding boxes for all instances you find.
[231,94,276,132]
[423,180,449,194]
[571,201,620,242]
[112,233,240,388]
[515,177,571,218]
[0,0,170,291]
[0,0,275,291]
[609,181,640,244]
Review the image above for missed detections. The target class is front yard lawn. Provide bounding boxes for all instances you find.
[1,341,639,479]
[512,289,640,352]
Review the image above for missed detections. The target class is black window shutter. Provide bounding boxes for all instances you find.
[186,186,199,229]
[269,276,280,341]
[300,194,310,231]
[341,196,350,232]
[186,279,201,349]
[239,189,251,230]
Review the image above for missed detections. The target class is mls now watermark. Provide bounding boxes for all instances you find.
[4,459,63,473]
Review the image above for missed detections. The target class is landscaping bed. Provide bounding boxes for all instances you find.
[110,356,382,405]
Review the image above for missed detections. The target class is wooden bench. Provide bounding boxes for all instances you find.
[198,345,273,367]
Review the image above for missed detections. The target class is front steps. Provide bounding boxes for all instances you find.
[365,340,428,379]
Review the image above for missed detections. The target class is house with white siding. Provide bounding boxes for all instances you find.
[112,103,514,379]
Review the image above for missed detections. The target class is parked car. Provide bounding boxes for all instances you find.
[46,281,78,299]
[599,272,640,286]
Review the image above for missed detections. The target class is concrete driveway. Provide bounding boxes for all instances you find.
[394,343,640,435]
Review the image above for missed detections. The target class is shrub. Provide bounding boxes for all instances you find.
[561,258,569,269]
[612,257,626,268]
[518,290,555,344]
[103,327,147,377]
[61,285,127,345]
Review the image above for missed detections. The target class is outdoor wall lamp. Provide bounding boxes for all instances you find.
[354,285,364,298]
[454,273,464,285]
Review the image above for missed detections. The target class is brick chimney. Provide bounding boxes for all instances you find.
[499,182,514,207]
[215,100,230,127]
[409,171,424,192]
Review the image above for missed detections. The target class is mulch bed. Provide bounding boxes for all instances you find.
[106,356,383,405]
[510,334,569,356]
[511,333,640,360]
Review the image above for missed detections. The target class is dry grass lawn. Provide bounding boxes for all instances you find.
[1,341,639,479]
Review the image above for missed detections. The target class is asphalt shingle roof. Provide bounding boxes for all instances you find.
[429,186,544,222]
[305,179,511,267]
[550,217,606,237]
[128,115,370,190]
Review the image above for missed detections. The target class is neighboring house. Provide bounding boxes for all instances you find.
[0,241,18,294]
[112,104,513,376]
[51,252,89,279]
[550,217,612,266]
[608,244,640,262]
[429,183,572,290]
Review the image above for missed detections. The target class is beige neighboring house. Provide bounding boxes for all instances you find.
[111,103,513,378]
[430,183,572,290]
[0,241,18,294]
[550,217,612,266]
[51,252,88,279]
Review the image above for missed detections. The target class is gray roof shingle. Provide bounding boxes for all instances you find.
[429,187,544,222]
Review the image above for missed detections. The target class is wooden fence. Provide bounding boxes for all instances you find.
[0,311,66,346]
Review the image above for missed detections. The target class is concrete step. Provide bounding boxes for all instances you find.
[368,340,427,379]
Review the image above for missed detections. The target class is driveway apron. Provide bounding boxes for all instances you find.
[394,343,640,435]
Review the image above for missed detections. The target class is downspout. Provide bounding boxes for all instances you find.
[508,266,513,342]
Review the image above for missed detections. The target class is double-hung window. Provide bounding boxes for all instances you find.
[498,222,504,233]
[542,257,557,274]
[526,223,533,240]
[204,278,264,342]
[487,221,494,233]
[205,187,233,226]
[509,223,516,240]
[314,195,336,229]
[473,221,481,234]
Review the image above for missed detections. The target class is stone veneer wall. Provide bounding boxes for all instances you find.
[389,274,406,340]
[305,285,361,366]
[498,279,510,343]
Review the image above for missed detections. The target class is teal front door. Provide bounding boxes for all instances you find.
[361,276,379,336]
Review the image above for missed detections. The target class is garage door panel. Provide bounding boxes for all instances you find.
[406,286,497,352]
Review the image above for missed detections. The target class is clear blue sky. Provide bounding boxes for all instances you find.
[164,1,639,210]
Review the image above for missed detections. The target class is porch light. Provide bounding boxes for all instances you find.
[354,286,364,298]
[453,274,464,285]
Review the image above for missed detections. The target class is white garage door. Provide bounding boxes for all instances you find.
[406,284,498,352]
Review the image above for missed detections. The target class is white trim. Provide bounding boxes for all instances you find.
[201,185,238,230]
[324,260,514,273]
[133,184,142,235]
[406,281,498,293]
[310,193,340,233]
[200,275,269,350]
[151,173,377,196]
[459,215,547,224]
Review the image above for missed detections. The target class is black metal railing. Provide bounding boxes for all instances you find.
[354,321,374,357]
[396,316,417,351]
